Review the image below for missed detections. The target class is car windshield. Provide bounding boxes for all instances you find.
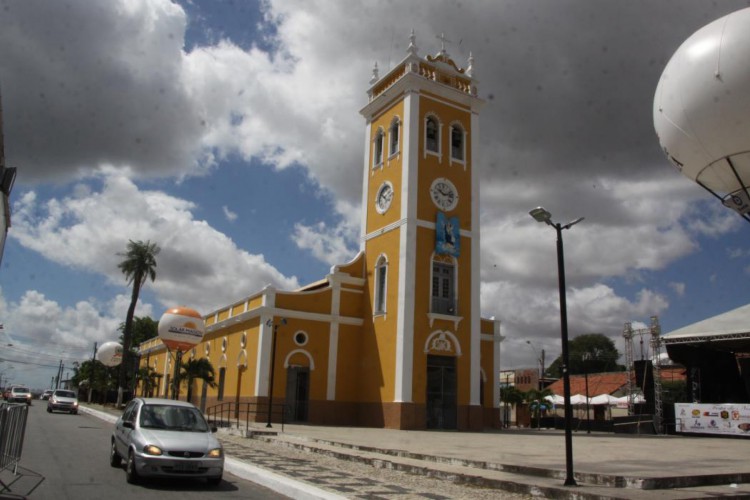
[13,387,29,393]
[55,391,76,398]
[139,404,209,432]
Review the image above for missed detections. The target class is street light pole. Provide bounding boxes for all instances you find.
[583,353,591,434]
[530,207,583,487]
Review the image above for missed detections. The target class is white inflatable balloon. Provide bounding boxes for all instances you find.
[654,7,750,213]
[158,306,205,352]
[97,341,123,367]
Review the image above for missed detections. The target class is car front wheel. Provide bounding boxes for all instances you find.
[46,407,52,413]
[206,474,222,486]
[125,450,139,484]
[110,441,121,468]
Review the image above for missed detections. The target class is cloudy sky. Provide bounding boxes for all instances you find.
[1,0,750,389]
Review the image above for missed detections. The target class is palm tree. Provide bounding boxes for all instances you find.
[525,387,553,429]
[116,240,160,407]
[180,358,217,403]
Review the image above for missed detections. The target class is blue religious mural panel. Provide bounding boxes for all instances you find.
[436,212,460,257]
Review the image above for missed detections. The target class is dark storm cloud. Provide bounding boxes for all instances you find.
[0,0,205,183]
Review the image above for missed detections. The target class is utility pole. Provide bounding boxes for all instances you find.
[539,349,546,389]
[55,360,64,389]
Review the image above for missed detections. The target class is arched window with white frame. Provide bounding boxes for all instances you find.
[389,117,400,157]
[450,123,465,162]
[373,127,385,168]
[425,115,440,156]
[431,254,456,315]
[374,254,388,315]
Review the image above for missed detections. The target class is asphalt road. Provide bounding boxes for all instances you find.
[1,401,287,499]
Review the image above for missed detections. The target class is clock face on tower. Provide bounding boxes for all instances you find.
[430,178,458,211]
[375,182,394,213]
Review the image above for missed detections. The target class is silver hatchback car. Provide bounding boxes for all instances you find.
[110,398,224,485]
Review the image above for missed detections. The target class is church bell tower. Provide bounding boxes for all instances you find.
[358,32,492,430]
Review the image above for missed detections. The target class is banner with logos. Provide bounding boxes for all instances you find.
[675,403,750,437]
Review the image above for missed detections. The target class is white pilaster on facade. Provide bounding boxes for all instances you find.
[469,110,482,406]
[394,90,419,403]
[360,122,372,251]
[327,279,341,400]
[255,287,276,396]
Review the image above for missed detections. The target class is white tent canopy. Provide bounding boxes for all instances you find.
[543,393,644,406]
[590,394,619,405]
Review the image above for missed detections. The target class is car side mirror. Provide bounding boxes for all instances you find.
[123,421,134,429]
[211,426,218,433]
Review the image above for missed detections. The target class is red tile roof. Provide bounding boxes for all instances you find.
[545,367,686,396]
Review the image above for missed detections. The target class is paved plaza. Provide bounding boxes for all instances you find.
[80,405,750,499]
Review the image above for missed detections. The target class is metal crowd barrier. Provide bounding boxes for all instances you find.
[0,402,29,477]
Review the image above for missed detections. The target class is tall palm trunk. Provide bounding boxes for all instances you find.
[116,274,142,407]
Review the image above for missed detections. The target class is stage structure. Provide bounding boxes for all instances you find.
[623,316,663,433]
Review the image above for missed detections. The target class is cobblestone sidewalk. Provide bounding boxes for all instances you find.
[219,434,531,500]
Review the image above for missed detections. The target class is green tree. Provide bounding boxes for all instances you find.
[118,316,159,351]
[71,359,118,403]
[500,385,525,428]
[500,385,525,407]
[547,333,623,377]
[180,358,217,404]
[117,240,160,407]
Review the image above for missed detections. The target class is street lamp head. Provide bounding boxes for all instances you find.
[529,207,552,224]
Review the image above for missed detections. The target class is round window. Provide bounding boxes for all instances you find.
[294,331,308,346]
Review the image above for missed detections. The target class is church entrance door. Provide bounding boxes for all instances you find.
[426,355,457,429]
[285,366,309,422]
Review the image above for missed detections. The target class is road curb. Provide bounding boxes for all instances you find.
[78,404,118,424]
[224,457,347,500]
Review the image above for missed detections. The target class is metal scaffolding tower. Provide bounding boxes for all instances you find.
[623,316,663,434]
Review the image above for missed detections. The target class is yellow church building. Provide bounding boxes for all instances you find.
[138,33,503,431]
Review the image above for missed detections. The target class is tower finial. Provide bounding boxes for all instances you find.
[467,52,475,78]
[370,61,379,84]
[408,29,418,55]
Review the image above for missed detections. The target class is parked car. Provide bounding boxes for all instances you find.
[110,398,223,486]
[41,389,54,400]
[9,386,32,405]
[47,389,79,414]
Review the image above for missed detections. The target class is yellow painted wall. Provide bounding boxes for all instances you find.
[277,288,332,315]
[362,228,401,403]
[339,287,364,318]
[334,323,365,402]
